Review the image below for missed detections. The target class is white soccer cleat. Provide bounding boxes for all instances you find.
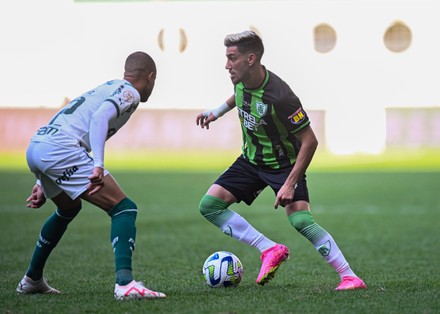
[16,275,61,294]
[114,280,166,300]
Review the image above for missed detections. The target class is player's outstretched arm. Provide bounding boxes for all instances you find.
[196,96,235,130]
[196,111,217,129]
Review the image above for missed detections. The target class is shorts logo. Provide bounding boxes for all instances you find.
[256,102,268,117]
[253,188,264,198]
[55,166,78,185]
[288,108,306,125]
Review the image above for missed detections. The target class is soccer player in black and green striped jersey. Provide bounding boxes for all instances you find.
[196,31,366,290]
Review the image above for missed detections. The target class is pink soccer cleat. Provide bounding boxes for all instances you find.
[335,276,367,291]
[256,244,290,285]
[114,280,166,300]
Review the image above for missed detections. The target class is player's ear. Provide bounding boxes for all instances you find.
[147,71,156,83]
[248,53,256,67]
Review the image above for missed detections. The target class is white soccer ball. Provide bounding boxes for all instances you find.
[202,251,244,288]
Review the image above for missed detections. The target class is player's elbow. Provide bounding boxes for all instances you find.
[311,135,318,150]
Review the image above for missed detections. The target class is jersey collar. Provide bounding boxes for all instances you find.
[243,66,269,92]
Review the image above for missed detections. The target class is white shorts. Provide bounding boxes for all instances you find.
[26,141,109,200]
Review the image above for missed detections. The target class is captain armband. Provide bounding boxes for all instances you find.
[203,102,232,119]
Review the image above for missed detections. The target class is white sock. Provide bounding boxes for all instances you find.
[220,211,276,253]
[314,232,357,279]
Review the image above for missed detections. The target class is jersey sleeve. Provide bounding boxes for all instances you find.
[280,91,310,134]
[89,83,140,168]
[89,101,118,168]
[287,106,310,133]
[104,83,140,117]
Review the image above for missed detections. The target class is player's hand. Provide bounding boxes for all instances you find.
[274,184,295,209]
[87,167,105,195]
[196,112,217,130]
[26,184,46,208]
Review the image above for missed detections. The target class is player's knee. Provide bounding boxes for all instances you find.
[288,210,315,232]
[57,203,82,220]
[199,194,228,217]
[108,197,138,218]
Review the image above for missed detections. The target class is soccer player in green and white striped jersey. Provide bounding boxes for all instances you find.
[196,31,366,290]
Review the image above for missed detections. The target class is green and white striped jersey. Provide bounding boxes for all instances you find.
[234,68,310,169]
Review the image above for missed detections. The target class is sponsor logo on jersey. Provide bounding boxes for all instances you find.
[55,166,78,185]
[36,126,59,136]
[256,102,268,117]
[111,84,125,97]
[288,108,306,125]
[238,107,267,131]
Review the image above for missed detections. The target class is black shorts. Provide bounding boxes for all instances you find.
[215,156,310,206]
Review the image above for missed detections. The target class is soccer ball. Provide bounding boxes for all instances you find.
[202,251,243,288]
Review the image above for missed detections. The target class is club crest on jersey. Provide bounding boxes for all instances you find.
[288,108,306,125]
[256,102,268,117]
[123,90,134,103]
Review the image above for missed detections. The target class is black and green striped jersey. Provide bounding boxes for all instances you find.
[234,68,310,169]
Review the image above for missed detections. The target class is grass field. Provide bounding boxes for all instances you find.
[2,148,440,172]
[0,162,439,313]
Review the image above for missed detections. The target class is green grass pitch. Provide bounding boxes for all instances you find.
[0,152,439,313]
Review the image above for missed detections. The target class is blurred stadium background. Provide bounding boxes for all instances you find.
[1,0,439,170]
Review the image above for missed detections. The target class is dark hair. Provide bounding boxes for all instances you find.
[224,31,264,60]
[125,51,156,75]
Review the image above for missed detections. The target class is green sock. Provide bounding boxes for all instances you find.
[26,207,80,281]
[288,210,327,244]
[288,210,354,277]
[108,198,137,286]
[199,194,234,227]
